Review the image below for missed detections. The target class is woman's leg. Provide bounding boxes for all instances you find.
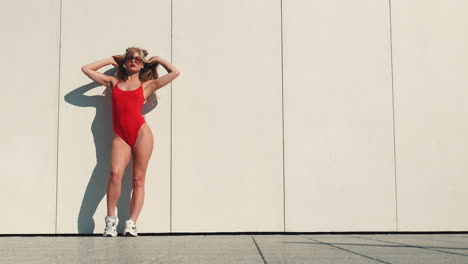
[129,123,154,224]
[107,133,132,216]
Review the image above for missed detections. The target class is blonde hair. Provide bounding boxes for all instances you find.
[112,46,160,99]
[113,47,159,81]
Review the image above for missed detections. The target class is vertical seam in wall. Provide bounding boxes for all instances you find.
[170,0,173,233]
[388,0,398,232]
[55,0,63,234]
[280,0,285,233]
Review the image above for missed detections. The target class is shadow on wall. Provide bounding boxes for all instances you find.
[64,68,158,234]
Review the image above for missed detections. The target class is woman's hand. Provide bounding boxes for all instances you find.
[148,56,161,64]
[111,56,122,67]
[110,57,118,67]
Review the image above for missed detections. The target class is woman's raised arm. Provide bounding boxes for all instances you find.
[144,56,180,93]
[81,57,118,88]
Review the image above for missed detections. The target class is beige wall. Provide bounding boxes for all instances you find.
[283,0,396,232]
[172,0,283,232]
[1,0,468,234]
[0,0,60,234]
[391,0,468,231]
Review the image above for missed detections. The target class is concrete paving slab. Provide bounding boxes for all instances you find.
[148,235,263,263]
[0,236,188,264]
[301,234,468,264]
[357,234,468,243]
[351,234,468,258]
[380,234,468,245]
[355,234,468,246]
[0,235,263,264]
[2,234,468,264]
[253,234,379,264]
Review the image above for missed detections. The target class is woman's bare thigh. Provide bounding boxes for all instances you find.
[132,123,154,171]
[110,133,132,176]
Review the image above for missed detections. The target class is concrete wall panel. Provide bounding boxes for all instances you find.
[283,0,397,231]
[392,0,468,231]
[0,0,60,234]
[172,0,284,232]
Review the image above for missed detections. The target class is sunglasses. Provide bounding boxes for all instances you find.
[125,56,143,64]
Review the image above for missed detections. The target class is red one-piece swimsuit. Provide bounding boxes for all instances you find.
[111,81,146,147]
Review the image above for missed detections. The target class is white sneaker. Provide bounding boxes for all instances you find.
[103,215,118,237]
[123,219,138,237]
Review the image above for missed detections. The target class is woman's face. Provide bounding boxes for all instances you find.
[124,51,144,73]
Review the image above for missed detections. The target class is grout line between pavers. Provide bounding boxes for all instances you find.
[299,235,392,264]
[352,235,468,257]
[382,236,463,244]
[251,236,268,264]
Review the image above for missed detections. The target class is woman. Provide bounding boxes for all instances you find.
[81,47,180,237]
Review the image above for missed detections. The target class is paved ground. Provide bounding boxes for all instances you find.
[2,233,468,263]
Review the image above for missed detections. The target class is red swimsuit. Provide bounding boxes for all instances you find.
[111,82,146,147]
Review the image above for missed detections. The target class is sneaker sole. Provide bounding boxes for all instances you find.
[123,232,137,237]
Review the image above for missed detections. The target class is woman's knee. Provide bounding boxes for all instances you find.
[133,177,145,189]
[109,167,124,184]
[133,169,146,188]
